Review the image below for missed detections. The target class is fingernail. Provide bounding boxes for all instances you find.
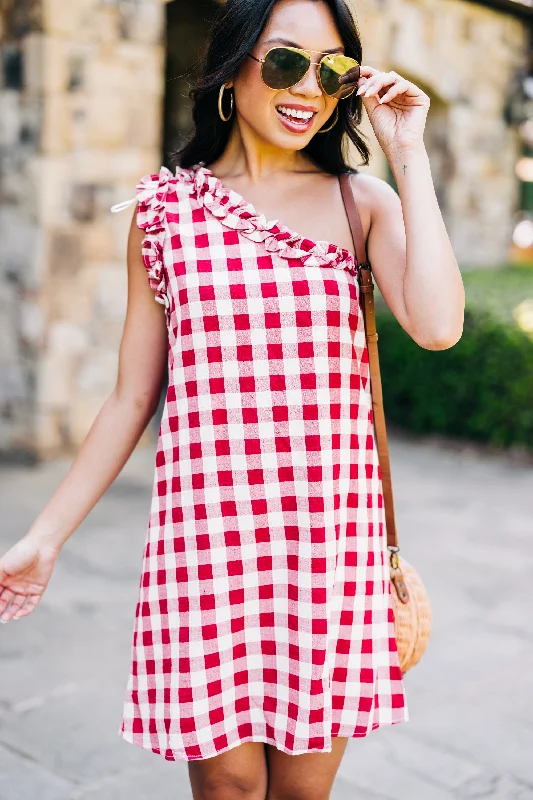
[356,86,365,95]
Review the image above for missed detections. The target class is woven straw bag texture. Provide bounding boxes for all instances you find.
[390,555,432,674]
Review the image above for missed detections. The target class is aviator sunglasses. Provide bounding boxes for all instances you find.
[248,46,360,99]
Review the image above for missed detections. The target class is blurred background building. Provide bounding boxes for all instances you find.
[1,0,532,461]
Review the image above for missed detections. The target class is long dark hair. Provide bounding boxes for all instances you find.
[170,0,371,175]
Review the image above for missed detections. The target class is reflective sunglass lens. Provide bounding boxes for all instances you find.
[320,55,360,98]
[262,47,310,90]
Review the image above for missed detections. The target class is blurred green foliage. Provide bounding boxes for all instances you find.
[373,265,533,450]
[461,264,533,325]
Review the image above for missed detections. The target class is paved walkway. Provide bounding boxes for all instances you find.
[0,433,532,800]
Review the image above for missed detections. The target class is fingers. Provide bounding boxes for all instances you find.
[1,592,23,622]
[338,64,378,86]
[0,586,15,618]
[356,70,399,98]
[378,79,413,103]
[0,587,37,622]
[11,595,38,621]
[358,65,379,77]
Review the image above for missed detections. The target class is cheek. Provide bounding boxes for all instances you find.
[322,96,338,120]
[233,63,277,124]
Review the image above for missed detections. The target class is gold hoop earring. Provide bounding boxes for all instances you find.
[318,105,339,134]
[218,83,234,122]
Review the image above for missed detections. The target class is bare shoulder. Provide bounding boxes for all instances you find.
[349,171,400,213]
[344,171,400,242]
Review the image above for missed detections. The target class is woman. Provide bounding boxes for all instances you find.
[0,0,464,797]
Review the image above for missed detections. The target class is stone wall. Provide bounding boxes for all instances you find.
[0,0,530,460]
[351,0,528,266]
[35,0,166,459]
[0,0,167,460]
[0,0,43,460]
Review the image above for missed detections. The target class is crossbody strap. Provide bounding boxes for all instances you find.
[339,172,399,552]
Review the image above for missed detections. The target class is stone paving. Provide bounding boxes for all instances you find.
[0,433,532,800]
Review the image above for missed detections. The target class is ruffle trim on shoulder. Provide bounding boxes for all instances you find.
[135,166,175,314]
[176,164,357,275]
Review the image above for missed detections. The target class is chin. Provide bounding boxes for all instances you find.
[254,120,318,151]
[271,133,314,150]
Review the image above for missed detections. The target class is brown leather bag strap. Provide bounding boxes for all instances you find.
[339,172,399,552]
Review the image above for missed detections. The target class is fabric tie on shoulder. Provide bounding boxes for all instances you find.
[110,197,137,213]
[113,166,174,323]
[110,167,175,214]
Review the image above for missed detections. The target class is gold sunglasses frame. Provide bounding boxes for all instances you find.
[248,46,360,99]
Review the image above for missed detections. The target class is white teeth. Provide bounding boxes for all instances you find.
[277,106,315,122]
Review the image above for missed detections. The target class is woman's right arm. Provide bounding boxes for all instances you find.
[0,209,168,623]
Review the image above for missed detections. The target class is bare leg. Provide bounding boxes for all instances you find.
[188,741,269,800]
[265,737,350,800]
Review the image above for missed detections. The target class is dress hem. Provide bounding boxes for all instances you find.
[118,714,409,762]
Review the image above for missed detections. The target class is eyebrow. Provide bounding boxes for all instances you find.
[263,37,344,54]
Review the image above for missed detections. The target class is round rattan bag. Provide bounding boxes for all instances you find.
[388,549,432,675]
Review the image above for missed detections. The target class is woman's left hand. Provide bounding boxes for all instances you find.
[340,65,430,157]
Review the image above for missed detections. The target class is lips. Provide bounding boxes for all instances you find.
[275,104,318,134]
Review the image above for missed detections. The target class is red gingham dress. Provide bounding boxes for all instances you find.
[110,163,408,762]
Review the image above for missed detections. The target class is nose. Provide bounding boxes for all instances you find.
[290,61,322,99]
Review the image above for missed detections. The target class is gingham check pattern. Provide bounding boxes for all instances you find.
[111,164,408,762]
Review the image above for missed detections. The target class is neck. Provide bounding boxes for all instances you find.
[211,113,316,183]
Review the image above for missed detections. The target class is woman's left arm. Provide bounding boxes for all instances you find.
[366,145,465,350]
[346,66,466,350]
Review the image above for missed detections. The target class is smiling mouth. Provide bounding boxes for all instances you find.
[276,105,317,126]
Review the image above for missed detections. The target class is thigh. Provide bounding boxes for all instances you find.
[188,741,269,800]
[265,737,350,800]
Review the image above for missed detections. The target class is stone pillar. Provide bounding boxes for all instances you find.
[0,0,44,461]
[35,0,165,459]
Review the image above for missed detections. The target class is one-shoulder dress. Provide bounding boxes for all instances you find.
[110,163,408,762]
